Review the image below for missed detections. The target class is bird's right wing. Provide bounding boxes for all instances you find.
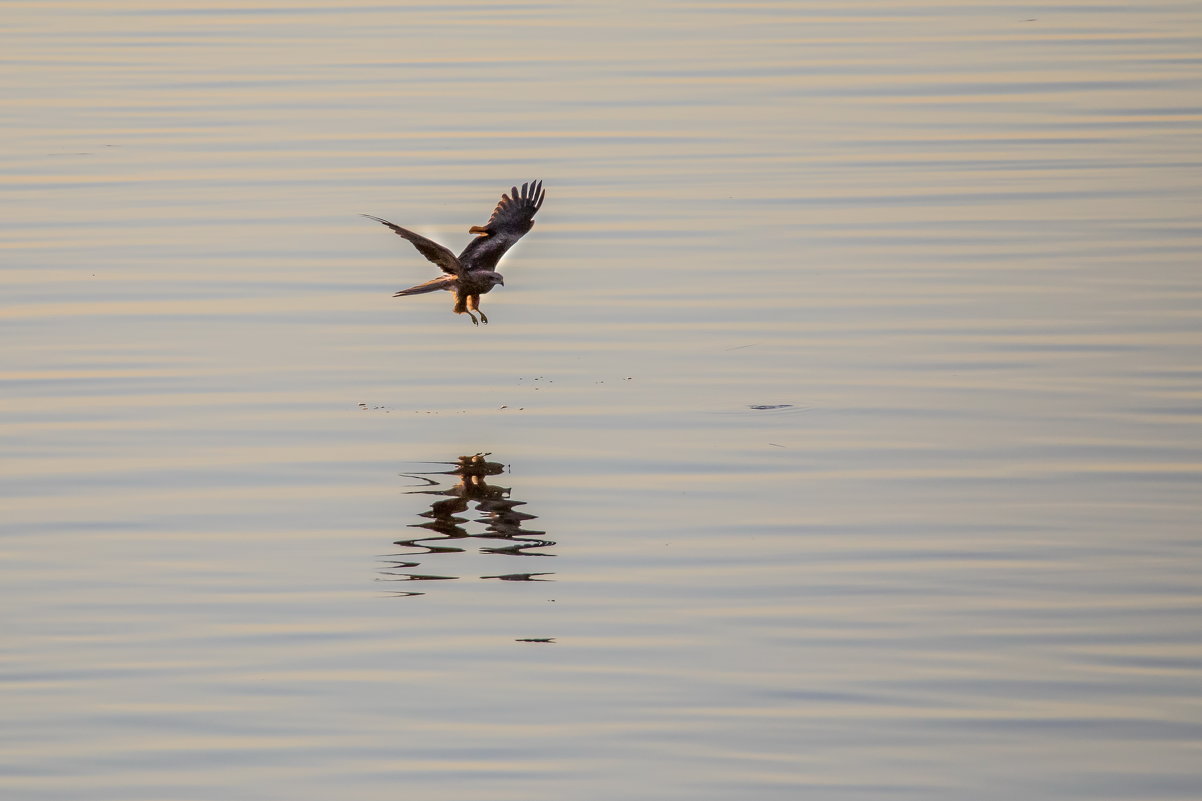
[469,180,544,237]
[393,274,457,297]
[458,180,545,272]
[362,214,462,275]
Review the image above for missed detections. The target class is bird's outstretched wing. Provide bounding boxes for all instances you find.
[393,274,456,297]
[459,180,544,272]
[469,180,544,236]
[362,214,462,275]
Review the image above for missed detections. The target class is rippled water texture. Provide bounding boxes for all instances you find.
[3,2,1202,799]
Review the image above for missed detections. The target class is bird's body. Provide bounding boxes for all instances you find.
[363,180,545,325]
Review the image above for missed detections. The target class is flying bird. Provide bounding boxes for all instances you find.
[362,180,545,325]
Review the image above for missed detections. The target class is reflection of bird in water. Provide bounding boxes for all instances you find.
[362,180,545,325]
[380,453,554,595]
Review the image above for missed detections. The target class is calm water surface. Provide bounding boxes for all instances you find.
[3,2,1202,799]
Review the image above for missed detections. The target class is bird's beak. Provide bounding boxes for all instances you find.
[498,277,506,286]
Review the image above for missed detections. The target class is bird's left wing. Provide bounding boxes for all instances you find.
[362,214,461,275]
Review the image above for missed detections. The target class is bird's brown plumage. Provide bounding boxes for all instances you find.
[362,180,544,325]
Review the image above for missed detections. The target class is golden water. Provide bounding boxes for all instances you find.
[3,2,1201,799]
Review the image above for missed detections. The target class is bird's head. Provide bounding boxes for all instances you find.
[484,271,504,287]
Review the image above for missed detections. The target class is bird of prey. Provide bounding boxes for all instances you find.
[362,180,545,325]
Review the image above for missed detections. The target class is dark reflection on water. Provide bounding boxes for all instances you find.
[379,453,554,596]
